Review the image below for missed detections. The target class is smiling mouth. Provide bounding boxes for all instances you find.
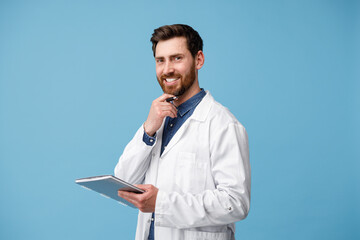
[165,78,180,83]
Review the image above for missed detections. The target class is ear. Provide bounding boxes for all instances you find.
[195,50,205,70]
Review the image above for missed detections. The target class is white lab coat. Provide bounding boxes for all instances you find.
[114,91,250,240]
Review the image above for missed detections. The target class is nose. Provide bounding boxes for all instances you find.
[163,61,175,75]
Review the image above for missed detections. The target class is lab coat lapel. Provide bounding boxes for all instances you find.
[154,121,165,156]
[161,119,190,157]
[161,91,213,157]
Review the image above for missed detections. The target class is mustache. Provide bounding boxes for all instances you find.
[161,73,182,79]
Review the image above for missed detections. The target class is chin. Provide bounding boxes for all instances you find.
[167,88,185,97]
[162,86,180,96]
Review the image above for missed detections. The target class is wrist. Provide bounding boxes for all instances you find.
[143,122,155,137]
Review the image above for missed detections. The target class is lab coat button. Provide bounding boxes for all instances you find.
[228,207,232,211]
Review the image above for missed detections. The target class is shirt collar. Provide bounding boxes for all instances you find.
[177,89,206,117]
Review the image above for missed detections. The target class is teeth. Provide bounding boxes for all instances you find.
[166,78,178,83]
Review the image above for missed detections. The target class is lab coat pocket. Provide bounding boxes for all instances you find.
[175,152,207,194]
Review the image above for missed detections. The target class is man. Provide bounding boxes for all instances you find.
[115,24,251,240]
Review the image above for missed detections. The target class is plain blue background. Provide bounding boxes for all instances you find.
[1,0,359,239]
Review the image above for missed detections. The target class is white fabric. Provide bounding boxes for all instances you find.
[114,91,251,240]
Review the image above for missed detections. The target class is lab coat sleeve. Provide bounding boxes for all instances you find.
[114,125,155,184]
[155,122,250,228]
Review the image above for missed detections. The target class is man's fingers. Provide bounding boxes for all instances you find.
[158,108,177,119]
[134,184,151,191]
[144,94,178,136]
[159,103,177,113]
[156,93,176,102]
[159,102,177,109]
[151,103,177,119]
[159,104,177,117]
[118,190,131,198]
[118,189,150,209]
[124,184,158,212]
[118,190,140,205]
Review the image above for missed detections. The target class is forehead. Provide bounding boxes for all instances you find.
[155,37,190,57]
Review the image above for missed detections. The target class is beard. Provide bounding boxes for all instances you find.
[157,63,196,96]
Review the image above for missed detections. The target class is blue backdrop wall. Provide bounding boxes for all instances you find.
[0,0,359,239]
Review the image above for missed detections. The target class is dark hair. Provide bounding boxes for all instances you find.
[150,24,203,57]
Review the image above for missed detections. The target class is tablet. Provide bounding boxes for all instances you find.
[75,175,144,208]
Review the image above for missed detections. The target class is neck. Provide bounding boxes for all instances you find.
[175,82,201,106]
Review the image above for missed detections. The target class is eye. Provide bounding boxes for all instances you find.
[174,56,182,61]
[156,59,164,63]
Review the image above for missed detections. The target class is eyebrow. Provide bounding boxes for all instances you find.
[155,53,184,59]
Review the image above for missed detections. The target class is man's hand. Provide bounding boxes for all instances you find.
[118,184,159,213]
[144,94,178,136]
